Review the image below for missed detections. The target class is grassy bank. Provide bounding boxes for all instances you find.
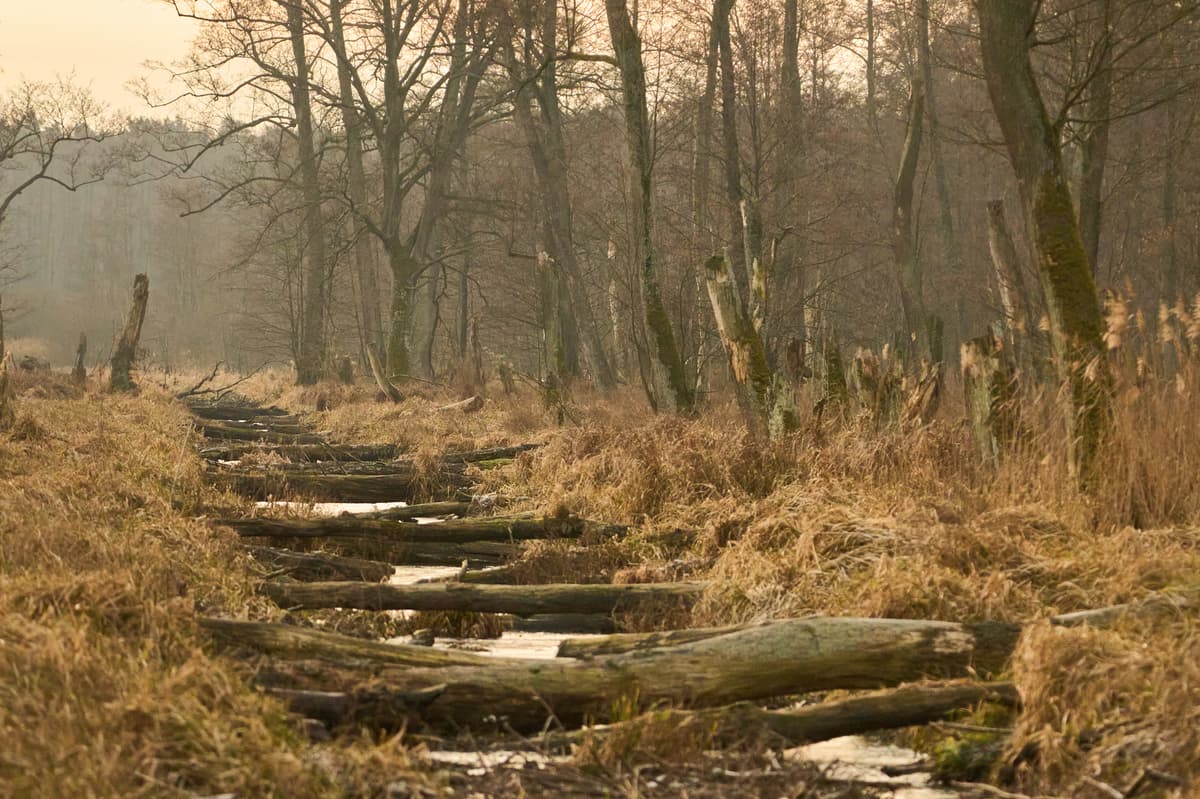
[0,380,426,797]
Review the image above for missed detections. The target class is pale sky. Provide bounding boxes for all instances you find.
[0,0,196,113]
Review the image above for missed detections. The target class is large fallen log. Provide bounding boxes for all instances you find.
[222,514,585,546]
[200,442,406,462]
[268,616,1021,733]
[261,580,705,616]
[246,546,394,582]
[204,419,310,435]
[216,460,459,477]
[558,623,756,658]
[557,588,1200,659]
[212,470,469,501]
[539,681,1019,752]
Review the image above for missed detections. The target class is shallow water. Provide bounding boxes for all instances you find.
[254,500,411,515]
[789,736,958,798]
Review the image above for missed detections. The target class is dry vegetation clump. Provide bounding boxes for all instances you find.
[1006,619,1200,795]
[0,388,430,797]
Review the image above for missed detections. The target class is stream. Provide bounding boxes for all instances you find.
[257,499,966,796]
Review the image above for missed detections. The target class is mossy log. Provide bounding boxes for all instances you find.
[558,589,1200,659]
[205,419,310,435]
[224,460,463,477]
[245,546,394,582]
[222,514,586,546]
[260,580,705,616]
[267,616,1020,733]
[540,681,1018,751]
[213,469,469,501]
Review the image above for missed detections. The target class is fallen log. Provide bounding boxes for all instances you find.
[219,460,456,477]
[352,501,472,521]
[200,442,406,462]
[267,616,1020,733]
[246,546,394,582]
[437,395,483,413]
[505,613,616,635]
[558,623,757,658]
[188,405,299,423]
[212,470,468,501]
[203,419,310,435]
[557,588,1200,659]
[200,421,325,444]
[222,514,585,546]
[261,580,705,616]
[539,681,1019,752]
[199,618,491,667]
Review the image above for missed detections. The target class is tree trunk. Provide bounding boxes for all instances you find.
[286,3,328,386]
[330,0,384,360]
[604,0,694,413]
[893,74,928,362]
[977,0,1111,483]
[916,0,963,281]
[267,616,1020,733]
[1162,93,1180,304]
[260,580,705,616]
[110,273,149,392]
[986,200,1033,353]
[71,331,87,386]
[778,0,807,370]
[0,297,12,430]
[704,253,791,436]
[1077,0,1113,278]
[961,330,1017,466]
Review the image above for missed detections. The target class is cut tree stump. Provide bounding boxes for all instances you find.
[245,546,394,582]
[539,681,1019,751]
[260,580,705,616]
[110,273,149,392]
[265,616,1020,733]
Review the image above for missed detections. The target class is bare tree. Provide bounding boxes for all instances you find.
[603,0,694,412]
[977,0,1111,481]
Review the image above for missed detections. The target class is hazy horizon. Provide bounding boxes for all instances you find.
[0,0,194,113]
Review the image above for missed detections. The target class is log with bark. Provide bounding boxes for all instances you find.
[187,404,296,422]
[212,469,468,501]
[199,421,326,445]
[246,546,394,582]
[199,618,492,668]
[260,580,705,616]
[110,273,149,392]
[266,616,1020,733]
[557,589,1200,659]
[538,681,1018,752]
[352,501,472,521]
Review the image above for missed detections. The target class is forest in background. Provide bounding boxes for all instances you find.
[1,0,1195,399]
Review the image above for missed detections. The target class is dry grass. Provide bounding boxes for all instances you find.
[0,379,432,798]
[175,344,1200,793]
